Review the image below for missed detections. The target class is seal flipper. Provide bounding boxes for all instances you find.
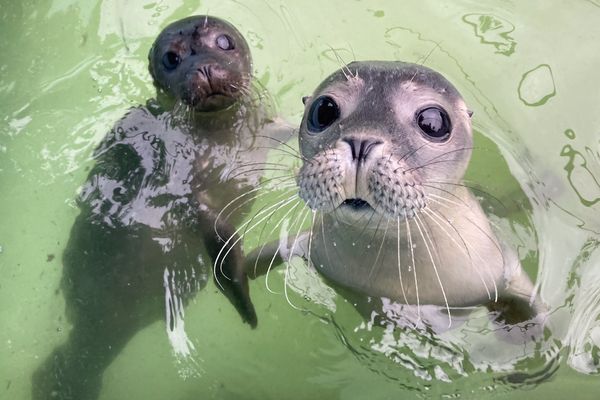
[486,266,546,325]
[202,214,257,328]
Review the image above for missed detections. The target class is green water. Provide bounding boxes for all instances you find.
[2,0,600,399]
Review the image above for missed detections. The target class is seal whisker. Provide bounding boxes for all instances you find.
[319,212,335,270]
[405,215,421,323]
[254,145,303,160]
[367,217,391,281]
[423,186,473,208]
[213,195,298,288]
[327,45,355,81]
[307,210,317,263]
[215,183,296,240]
[216,195,298,284]
[252,134,304,160]
[427,180,508,213]
[416,41,441,67]
[396,217,410,304]
[263,201,305,293]
[398,141,429,163]
[225,167,295,181]
[423,207,492,300]
[418,146,477,165]
[250,203,301,280]
[238,186,298,241]
[264,201,301,294]
[404,158,463,174]
[351,208,379,246]
[283,208,312,310]
[414,213,452,328]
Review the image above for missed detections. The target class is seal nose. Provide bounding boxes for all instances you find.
[342,138,382,162]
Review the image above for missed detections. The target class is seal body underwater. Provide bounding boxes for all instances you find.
[32,15,291,400]
[253,61,544,328]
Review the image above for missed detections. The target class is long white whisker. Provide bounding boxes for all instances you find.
[414,213,451,328]
[405,215,420,323]
[283,208,312,311]
[426,192,469,209]
[367,217,390,280]
[264,201,304,293]
[215,185,295,240]
[397,217,409,304]
[307,210,317,263]
[423,208,491,300]
[213,195,297,289]
[218,197,298,284]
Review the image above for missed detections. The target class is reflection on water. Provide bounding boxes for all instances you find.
[561,129,600,207]
[518,64,556,107]
[462,14,517,56]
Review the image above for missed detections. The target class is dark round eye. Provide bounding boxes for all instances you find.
[162,51,181,71]
[416,107,451,141]
[216,34,235,50]
[307,96,340,133]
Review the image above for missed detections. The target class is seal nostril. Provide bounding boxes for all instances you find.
[362,140,382,160]
[195,65,213,79]
[342,138,382,162]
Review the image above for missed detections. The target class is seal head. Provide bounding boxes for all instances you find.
[148,15,252,112]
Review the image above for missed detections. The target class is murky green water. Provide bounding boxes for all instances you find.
[2,0,600,399]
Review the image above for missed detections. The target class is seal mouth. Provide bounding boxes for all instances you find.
[341,198,372,210]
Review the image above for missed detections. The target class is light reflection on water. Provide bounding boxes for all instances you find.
[1,0,600,399]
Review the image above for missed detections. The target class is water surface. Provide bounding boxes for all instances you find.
[1,0,600,399]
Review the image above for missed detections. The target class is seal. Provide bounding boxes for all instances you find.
[252,61,544,327]
[32,15,291,400]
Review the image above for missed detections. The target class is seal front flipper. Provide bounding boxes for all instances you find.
[202,212,257,328]
[487,266,547,325]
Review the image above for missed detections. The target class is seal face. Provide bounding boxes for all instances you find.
[294,61,542,323]
[298,61,472,222]
[148,16,252,111]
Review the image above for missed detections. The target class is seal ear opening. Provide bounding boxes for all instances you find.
[467,110,474,118]
[302,96,311,105]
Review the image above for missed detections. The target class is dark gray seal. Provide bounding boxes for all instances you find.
[252,61,544,328]
[32,15,290,400]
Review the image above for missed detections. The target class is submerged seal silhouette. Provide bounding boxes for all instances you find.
[33,15,291,400]
[252,61,544,326]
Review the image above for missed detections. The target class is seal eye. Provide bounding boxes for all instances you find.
[307,96,340,133]
[416,107,451,141]
[216,34,235,50]
[162,51,181,71]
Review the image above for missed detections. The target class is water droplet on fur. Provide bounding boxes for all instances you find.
[412,244,417,249]
[367,244,371,249]
[332,242,337,247]
[352,242,356,246]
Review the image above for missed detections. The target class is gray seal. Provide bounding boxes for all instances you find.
[252,61,544,326]
[32,15,291,400]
